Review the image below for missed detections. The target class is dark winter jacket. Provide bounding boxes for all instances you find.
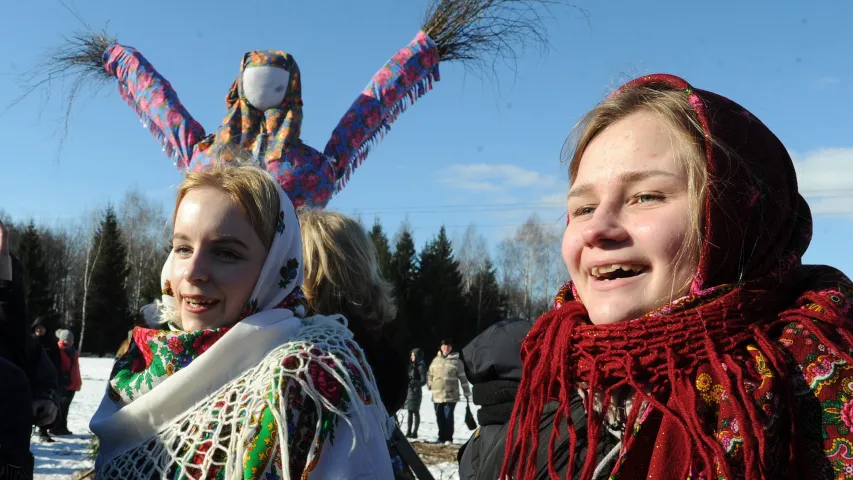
[0,356,35,475]
[0,255,59,403]
[32,318,62,387]
[457,317,620,479]
[348,319,408,416]
[23,334,58,404]
[0,255,29,372]
[404,348,427,411]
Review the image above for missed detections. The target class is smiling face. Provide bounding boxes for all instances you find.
[563,110,699,325]
[170,187,268,331]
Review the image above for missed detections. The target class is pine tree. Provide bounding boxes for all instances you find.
[368,218,393,280]
[17,222,56,330]
[467,257,507,334]
[385,222,419,351]
[414,226,469,350]
[82,206,131,355]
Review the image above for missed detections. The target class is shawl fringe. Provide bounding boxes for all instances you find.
[334,68,440,193]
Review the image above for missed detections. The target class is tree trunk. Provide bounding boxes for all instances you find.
[78,235,103,353]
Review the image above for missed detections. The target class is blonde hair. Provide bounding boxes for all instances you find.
[157,150,280,327]
[174,153,280,250]
[564,84,709,295]
[298,209,396,333]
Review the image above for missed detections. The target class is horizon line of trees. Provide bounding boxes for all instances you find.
[2,191,566,356]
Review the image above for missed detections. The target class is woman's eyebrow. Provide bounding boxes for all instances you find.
[210,235,250,250]
[171,233,250,250]
[567,170,676,200]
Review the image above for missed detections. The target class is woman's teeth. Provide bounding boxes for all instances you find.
[590,264,645,278]
[185,298,215,307]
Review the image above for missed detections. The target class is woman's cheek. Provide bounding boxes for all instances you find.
[562,226,582,265]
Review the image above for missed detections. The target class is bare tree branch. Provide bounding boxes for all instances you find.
[4,4,116,159]
[422,0,587,82]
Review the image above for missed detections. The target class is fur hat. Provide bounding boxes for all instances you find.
[56,329,74,344]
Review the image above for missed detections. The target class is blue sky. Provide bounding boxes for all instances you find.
[0,0,850,278]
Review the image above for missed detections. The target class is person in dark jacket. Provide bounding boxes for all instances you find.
[457,318,530,478]
[404,348,427,438]
[31,317,62,442]
[457,317,614,479]
[0,220,59,477]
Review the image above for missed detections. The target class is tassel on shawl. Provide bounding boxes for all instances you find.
[499,285,853,480]
[334,70,439,193]
[116,82,177,160]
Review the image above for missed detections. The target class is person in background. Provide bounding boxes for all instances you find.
[404,348,427,439]
[0,218,58,477]
[31,317,61,443]
[52,329,82,436]
[427,338,471,445]
[457,318,531,479]
[298,209,408,416]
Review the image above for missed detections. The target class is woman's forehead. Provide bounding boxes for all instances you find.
[174,189,254,237]
[572,113,688,191]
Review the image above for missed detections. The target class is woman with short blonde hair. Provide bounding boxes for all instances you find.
[299,209,407,416]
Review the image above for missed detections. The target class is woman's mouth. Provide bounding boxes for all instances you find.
[589,264,648,289]
[182,296,220,314]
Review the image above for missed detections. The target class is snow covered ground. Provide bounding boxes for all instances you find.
[33,357,473,479]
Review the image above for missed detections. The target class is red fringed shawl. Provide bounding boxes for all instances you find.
[501,74,853,480]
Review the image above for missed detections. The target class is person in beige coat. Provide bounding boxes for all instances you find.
[427,338,471,444]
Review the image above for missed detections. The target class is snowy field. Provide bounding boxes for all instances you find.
[33,357,472,479]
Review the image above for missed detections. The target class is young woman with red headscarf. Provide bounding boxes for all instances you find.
[501,74,853,480]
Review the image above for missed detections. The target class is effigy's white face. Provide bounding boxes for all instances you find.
[242,66,291,111]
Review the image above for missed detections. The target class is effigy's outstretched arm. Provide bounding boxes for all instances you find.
[323,32,439,191]
[103,45,207,169]
[323,0,575,194]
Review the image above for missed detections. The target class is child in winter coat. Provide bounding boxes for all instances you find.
[52,329,82,435]
[404,348,427,438]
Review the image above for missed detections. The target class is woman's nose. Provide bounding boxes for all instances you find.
[580,206,629,247]
[182,252,211,284]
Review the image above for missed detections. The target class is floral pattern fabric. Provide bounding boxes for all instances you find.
[107,325,230,405]
[96,175,391,479]
[602,278,853,480]
[102,31,440,209]
[241,334,377,479]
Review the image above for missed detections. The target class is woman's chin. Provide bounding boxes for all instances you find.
[587,304,648,325]
[179,310,231,331]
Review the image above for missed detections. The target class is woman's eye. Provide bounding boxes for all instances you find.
[634,193,665,204]
[217,249,240,261]
[571,205,596,217]
[173,245,192,256]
